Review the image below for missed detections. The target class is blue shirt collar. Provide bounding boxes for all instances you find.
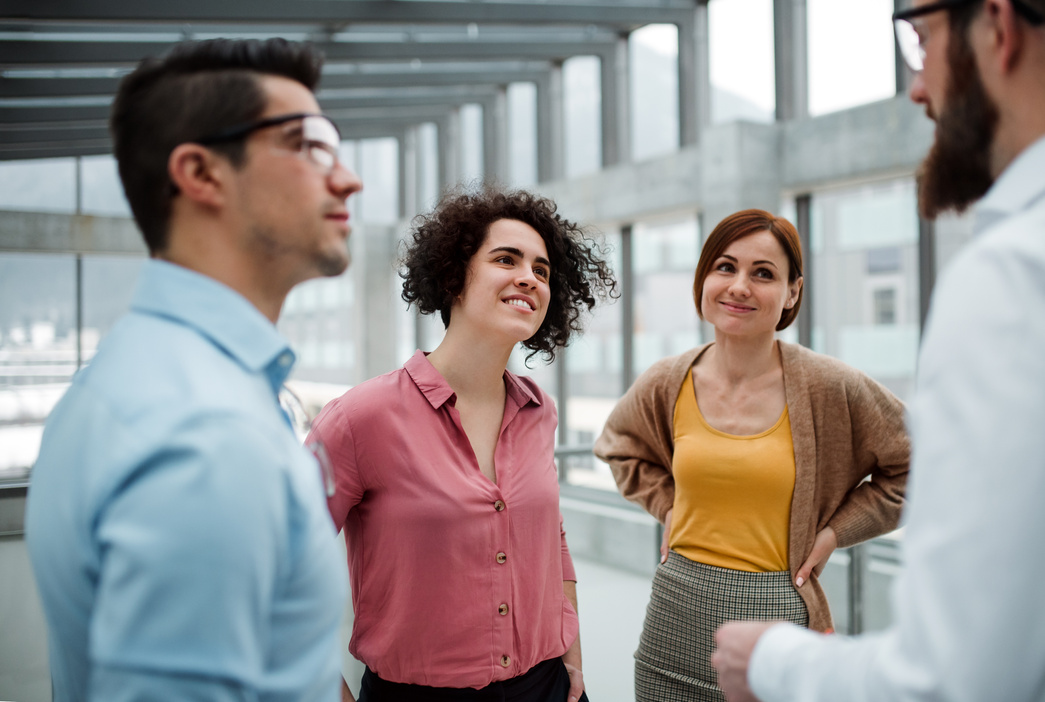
[130,259,295,392]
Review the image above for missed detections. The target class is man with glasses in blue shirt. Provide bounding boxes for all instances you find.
[714,1,1045,700]
[25,38,362,702]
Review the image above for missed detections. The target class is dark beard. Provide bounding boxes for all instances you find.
[917,25,1000,219]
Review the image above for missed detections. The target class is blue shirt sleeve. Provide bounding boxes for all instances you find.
[88,411,291,700]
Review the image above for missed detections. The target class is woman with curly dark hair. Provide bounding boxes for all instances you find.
[306,187,616,702]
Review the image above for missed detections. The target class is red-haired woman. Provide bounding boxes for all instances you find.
[595,209,909,702]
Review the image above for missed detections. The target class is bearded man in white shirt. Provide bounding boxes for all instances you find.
[712,1,1045,700]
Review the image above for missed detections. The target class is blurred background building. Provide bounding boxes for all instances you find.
[1,1,976,700]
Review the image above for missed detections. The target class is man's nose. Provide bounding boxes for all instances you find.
[908,72,929,109]
[329,162,363,200]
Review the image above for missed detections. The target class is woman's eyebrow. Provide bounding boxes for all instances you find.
[489,246,551,268]
[719,254,778,268]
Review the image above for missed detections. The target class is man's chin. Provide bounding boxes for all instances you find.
[316,249,351,278]
[917,146,994,219]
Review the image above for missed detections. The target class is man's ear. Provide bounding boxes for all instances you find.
[982,0,1026,73]
[168,143,229,209]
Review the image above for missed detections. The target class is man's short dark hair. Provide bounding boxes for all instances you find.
[400,187,618,363]
[110,38,324,253]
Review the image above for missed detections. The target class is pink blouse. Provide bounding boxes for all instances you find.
[306,350,578,689]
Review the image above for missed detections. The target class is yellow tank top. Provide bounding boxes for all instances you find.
[669,368,795,572]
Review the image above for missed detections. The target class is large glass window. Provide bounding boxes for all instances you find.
[357,138,399,224]
[417,123,441,213]
[82,256,145,362]
[808,0,896,116]
[559,229,622,490]
[563,56,602,177]
[633,215,702,376]
[0,254,75,483]
[708,0,775,124]
[460,103,484,184]
[80,155,132,217]
[0,159,76,213]
[279,271,358,385]
[810,179,920,400]
[630,24,680,161]
[507,82,538,187]
[0,253,142,484]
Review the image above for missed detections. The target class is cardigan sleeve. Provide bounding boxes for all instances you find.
[593,357,683,524]
[826,371,910,549]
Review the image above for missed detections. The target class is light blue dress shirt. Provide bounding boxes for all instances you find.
[25,259,346,702]
[748,136,1045,700]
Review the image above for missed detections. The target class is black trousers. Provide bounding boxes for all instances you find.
[358,657,591,702]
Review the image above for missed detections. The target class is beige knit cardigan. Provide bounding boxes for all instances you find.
[593,341,910,632]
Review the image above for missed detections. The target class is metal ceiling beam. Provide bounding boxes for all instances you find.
[0,66,551,99]
[0,95,483,148]
[0,139,111,161]
[0,85,501,126]
[0,76,122,99]
[2,1,692,28]
[0,38,615,68]
[0,114,455,161]
[341,122,438,141]
[321,86,501,108]
[0,121,108,145]
[327,104,457,122]
[0,105,112,124]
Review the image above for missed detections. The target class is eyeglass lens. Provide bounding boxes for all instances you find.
[894,19,925,72]
[300,116,341,173]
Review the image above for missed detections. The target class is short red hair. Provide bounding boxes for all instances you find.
[693,209,804,331]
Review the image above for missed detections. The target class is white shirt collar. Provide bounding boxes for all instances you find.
[973,134,1045,235]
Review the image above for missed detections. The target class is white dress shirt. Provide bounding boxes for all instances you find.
[748,135,1045,702]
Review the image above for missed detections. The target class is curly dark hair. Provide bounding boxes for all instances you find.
[401,187,618,363]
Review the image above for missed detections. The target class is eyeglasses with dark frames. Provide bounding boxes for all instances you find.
[195,112,344,175]
[893,0,1044,72]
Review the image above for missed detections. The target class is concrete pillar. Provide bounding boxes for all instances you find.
[358,223,400,380]
[773,0,809,121]
[436,108,461,193]
[417,122,439,210]
[894,0,913,96]
[698,122,782,237]
[620,223,635,390]
[917,214,935,333]
[678,3,711,146]
[795,193,813,348]
[599,34,631,167]
[482,87,509,186]
[398,127,421,221]
[536,64,565,182]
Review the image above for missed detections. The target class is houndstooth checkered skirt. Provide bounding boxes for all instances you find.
[634,551,808,702]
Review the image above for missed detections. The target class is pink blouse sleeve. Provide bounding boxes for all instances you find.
[305,397,365,530]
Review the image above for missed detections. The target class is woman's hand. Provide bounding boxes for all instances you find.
[660,508,673,564]
[563,657,584,702]
[562,580,585,701]
[795,525,837,588]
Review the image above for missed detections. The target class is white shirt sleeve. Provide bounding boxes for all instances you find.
[749,214,1045,702]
